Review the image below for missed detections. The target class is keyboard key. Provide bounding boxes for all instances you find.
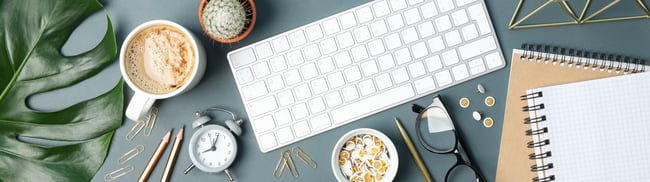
[437,0,455,13]
[350,45,369,62]
[255,41,273,59]
[311,78,329,94]
[284,69,302,86]
[403,8,422,25]
[309,113,332,132]
[303,43,321,61]
[427,36,445,53]
[272,36,291,53]
[356,6,374,23]
[253,62,271,78]
[360,60,379,76]
[330,84,415,123]
[341,85,359,101]
[372,0,391,17]
[248,96,278,116]
[444,30,462,47]
[451,9,469,26]
[417,21,436,38]
[367,39,386,56]
[442,50,460,66]
[485,51,503,69]
[286,50,304,66]
[291,103,309,119]
[344,66,362,82]
[320,38,338,55]
[456,0,477,7]
[322,18,341,35]
[289,30,307,47]
[420,2,438,19]
[377,54,396,70]
[358,79,377,96]
[468,58,486,75]
[411,42,428,59]
[259,133,277,150]
[413,76,435,94]
[435,15,452,32]
[353,26,372,42]
[267,75,285,92]
[294,84,312,101]
[253,115,276,133]
[336,31,355,48]
[334,51,353,68]
[468,4,492,35]
[434,70,452,86]
[458,36,497,60]
[327,71,346,88]
[235,68,254,84]
[277,90,295,106]
[339,12,357,29]
[242,81,268,100]
[308,97,326,113]
[451,64,470,81]
[301,62,318,80]
[391,67,409,84]
[230,48,256,68]
[276,127,295,144]
[408,0,424,5]
[394,48,412,65]
[375,73,393,90]
[384,33,402,50]
[269,55,287,72]
[318,57,336,73]
[388,0,407,11]
[275,109,292,126]
[424,55,443,72]
[370,20,389,36]
[305,24,324,41]
[408,61,426,78]
[461,24,479,41]
[387,14,405,30]
[401,27,418,44]
[324,91,343,107]
[293,121,311,137]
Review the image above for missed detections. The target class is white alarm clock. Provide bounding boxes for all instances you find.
[184,108,243,181]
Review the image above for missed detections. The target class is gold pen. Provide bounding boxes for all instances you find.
[138,129,172,182]
[162,126,184,182]
[395,118,433,182]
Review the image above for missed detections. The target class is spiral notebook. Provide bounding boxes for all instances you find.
[523,72,650,181]
[495,44,646,181]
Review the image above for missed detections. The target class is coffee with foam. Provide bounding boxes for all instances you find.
[124,25,196,94]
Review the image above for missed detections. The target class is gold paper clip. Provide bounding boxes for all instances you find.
[125,120,145,141]
[273,150,287,178]
[283,149,299,179]
[104,165,134,182]
[117,145,144,165]
[143,106,159,136]
[292,147,317,169]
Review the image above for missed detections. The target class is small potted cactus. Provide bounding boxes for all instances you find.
[199,0,257,43]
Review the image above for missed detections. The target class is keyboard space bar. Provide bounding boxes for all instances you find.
[330,84,415,124]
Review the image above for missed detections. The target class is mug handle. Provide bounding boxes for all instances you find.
[125,92,156,122]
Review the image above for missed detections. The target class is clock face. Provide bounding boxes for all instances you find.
[189,125,238,173]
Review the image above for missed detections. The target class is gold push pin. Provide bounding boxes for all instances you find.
[459,97,470,108]
[485,96,496,107]
[483,117,494,128]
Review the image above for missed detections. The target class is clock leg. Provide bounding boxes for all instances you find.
[183,164,195,174]
[225,168,234,182]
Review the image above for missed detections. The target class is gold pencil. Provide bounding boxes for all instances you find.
[162,126,184,182]
[395,118,433,182]
[138,129,172,182]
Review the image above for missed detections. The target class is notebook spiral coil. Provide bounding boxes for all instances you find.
[518,44,646,74]
[522,90,555,182]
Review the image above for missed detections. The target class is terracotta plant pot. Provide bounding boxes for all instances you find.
[198,0,257,43]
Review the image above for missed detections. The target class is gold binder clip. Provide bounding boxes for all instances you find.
[104,165,134,182]
[292,147,317,169]
[117,145,144,165]
[143,106,159,136]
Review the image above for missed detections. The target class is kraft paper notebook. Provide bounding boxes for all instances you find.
[523,71,650,181]
[495,44,645,181]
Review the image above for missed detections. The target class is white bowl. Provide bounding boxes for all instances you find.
[331,128,399,182]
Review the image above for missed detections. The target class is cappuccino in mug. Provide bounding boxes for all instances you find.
[123,25,196,94]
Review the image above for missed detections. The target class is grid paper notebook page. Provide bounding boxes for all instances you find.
[525,71,650,181]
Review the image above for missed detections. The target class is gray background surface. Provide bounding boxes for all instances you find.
[33,0,650,181]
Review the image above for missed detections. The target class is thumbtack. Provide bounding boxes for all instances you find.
[476,83,486,94]
[483,117,494,128]
[472,111,482,121]
[459,97,470,108]
[485,96,496,107]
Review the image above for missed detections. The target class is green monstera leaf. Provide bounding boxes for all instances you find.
[0,0,122,181]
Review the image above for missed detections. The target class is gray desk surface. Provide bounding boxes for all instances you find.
[36,0,648,181]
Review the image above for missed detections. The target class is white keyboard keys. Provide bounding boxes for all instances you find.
[336,32,355,49]
[277,90,295,107]
[414,76,435,94]
[468,58,486,75]
[320,38,338,55]
[322,18,341,35]
[485,51,503,69]
[375,73,393,90]
[461,24,479,41]
[387,14,405,30]
[259,133,277,149]
[360,60,379,76]
[417,21,436,38]
[325,91,343,107]
[339,12,357,29]
[442,49,460,66]
[444,30,462,47]
[420,2,438,19]
[391,67,409,84]
[294,84,312,101]
[289,30,307,47]
[424,55,443,72]
[305,24,324,41]
[408,61,426,78]
[388,0,407,11]
[344,66,362,82]
[253,115,276,133]
[372,1,391,17]
[242,81,268,100]
[291,103,309,119]
[253,62,271,78]
[403,8,422,25]
[458,36,497,60]
[309,114,332,132]
[269,56,287,72]
[435,15,452,32]
[330,84,415,123]
[267,75,285,92]
[276,127,294,144]
[350,45,369,62]
[341,85,360,101]
[437,0,455,13]
[451,9,469,26]
[353,26,372,42]
[308,97,326,113]
[377,54,396,70]
[255,42,273,59]
[358,79,377,96]
[230,48,256,68]
[284,69,302,86]
[293,121,311,137]
[334,51,353,68]
[303,43,321,61]
[368,39,386,56]
[318,57,336,73]
[235,68,254,84]
[411,42,428,59]
[286,50,304,66]
[434,70,452,86]
[249,96,278,116]
[467,4,492,35]
[384,33,402,50]
[328,71,346,88]
[272,36,291,53]
[311,78,329,94]
[301,63,318,80]
[356,6,374,23]
[451,64,470,81]
[370,20,389,36]
[401,27,418,44]
[394,48,412,65]
[427,36,445,53]
[275,109,292,126]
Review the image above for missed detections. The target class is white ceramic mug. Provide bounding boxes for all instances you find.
[119,20,206,122]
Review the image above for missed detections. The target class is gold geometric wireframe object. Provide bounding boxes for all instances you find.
[509,0,650,29]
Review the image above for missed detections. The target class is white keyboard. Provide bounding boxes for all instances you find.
[227,0,505,153]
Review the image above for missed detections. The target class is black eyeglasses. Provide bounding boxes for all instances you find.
[412,96,485,182]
